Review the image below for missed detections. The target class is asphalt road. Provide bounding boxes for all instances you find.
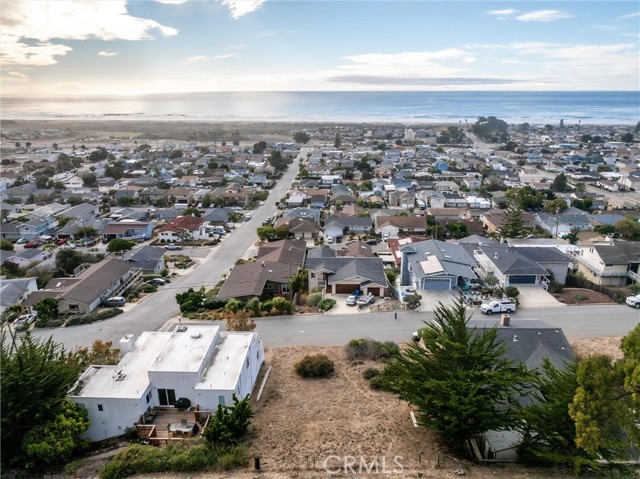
[31,153,303,349]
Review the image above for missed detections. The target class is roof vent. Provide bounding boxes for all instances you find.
[494,253,499,259]
[191,332,202,339]
[176,325,188,332]
[513,335,518,342]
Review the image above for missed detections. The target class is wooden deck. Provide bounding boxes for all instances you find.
[135,406,211,444]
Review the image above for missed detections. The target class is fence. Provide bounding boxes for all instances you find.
[566,275,625,303]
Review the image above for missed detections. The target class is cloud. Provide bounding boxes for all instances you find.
[617,11,640,20]
[184,53,237,64]
[516,10,573,22]
[488,8,517,20]
[0,1,178,66]
[221,0,265,19]
[155,0,188,3]
[98,49,118,57]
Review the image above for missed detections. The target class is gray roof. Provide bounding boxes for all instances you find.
[203,208,233,223]
[517,247,570,264]
[282,208,320,224]
[477,245,549,276]
[59,202,98,219]
[493,327,575,370]
[325,216,373,229]
[122,245,166,269]
[402,239,476,280]
[308,257,388,287]
[216,261,290,299]
[306,246,337,263]
[592,241,640,265]
[63,258,137,305]
[0,277,37,311]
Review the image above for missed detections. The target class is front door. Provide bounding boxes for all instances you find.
[158,388,176,406]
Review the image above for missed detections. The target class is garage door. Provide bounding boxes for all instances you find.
[367,287,380,297]
[508,275,536,284]
[335,284,357,294]
[421,278,451,290]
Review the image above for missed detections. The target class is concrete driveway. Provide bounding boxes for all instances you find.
[516,285,566,309]
[414,290,459,312]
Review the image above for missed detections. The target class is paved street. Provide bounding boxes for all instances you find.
[31,153,303,349]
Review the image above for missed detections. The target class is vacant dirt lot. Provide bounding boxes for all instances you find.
[552,288,615,305]
[246,346,577,479]
[570,336,624,360]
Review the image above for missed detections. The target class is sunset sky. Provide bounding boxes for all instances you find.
[1,0,638,96]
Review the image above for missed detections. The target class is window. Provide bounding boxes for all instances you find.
[218,395,226,406]
[98,404,104,412]
[146,392,152,404]
[246,357,249,369]
[281,284,289,293]
[265,283,273,290]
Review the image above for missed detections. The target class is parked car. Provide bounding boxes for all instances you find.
[245,213,252,221]
[16,238,28,244]
[327,236,334,244]
[102,296,126,307]
[147,278,166,286]
[64,242,77,249]
[346,295,357,306]
[16,313,37,324]
[164,243,183,250]
[626,294,640,309]
[24,240,40,248]
[480,299,516,315]
[56,238,67,245]
[356,293,375,306]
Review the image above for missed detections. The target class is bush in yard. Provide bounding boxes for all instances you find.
[345,338,400,361]
[404,294,422,309]
[224,298,243,313]
[245,297,261,315]
[138,283,157,294]
[306,292,323,307]
[317,298,336,311]
[505,285,520,299]
[271,297,292,314]
[295,354,335,378]
[572,292,589,301]
[203,395,253,446]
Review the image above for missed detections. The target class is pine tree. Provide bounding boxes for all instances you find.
[498,204,525,239]
[382,298,532,450]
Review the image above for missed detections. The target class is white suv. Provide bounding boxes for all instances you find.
[626,294,640,309]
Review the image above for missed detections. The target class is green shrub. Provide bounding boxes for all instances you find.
[34,318,65,328]
[218,444,250,470]
[245,297,261,315]
[548,281,564,294]
[307,292,323,307]
[362,367,380,380]
[311,286,324,293]
[344,338,400,361]
[138,284,157,294]
[317,298,336,311]
[271,297,292,314]
[203,297,227,310]
[66,308,123,326]
[572,292,589,301]
[505,285,520,298]
[224,299,243,313]
[203,395,253,447]
[369,375,387,391]
[295,354,335,378]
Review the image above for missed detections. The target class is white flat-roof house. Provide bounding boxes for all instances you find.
[68,324,264,442]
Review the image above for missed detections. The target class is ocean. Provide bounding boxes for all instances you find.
[2,91,638,125]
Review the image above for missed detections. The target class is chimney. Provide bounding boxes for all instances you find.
[119,334,136,353]
[501,313,510,327]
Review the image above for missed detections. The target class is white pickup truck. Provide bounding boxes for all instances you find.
[626,294,640,309]
[480,299,516,315]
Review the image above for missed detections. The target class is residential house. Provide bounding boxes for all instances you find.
[138,188,168,205]
[18,216,58,240]
[305,249,389,296]
[26,257,142,313]
[442,191,468,208]
[221,185,254,207]
[164,187,195,207]
[101,221,154,243]
[157,216,205,243]
[5,249,47,268]
[571,240,640,286]
[472,244,557,287]
[480,210,535,234]
[5,183,37,203]
[282,208,321,225]
[0,277,38,315]
[304,189,329,209]
[32,189,57,203]
[388,190,416,208]
[97,178,117,193]
[216,240,306,300]
[273,217,317,240]
[324,216,373,240]
[463,177,482,190]
[465,196,492,209]
[534,207,593,238]
[122,246,167,275]
[475,321,575,461]
[400,239,476,291]
[68,324,263,441]
[375,216,426,238]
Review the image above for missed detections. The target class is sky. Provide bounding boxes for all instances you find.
[1,0,639,96]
